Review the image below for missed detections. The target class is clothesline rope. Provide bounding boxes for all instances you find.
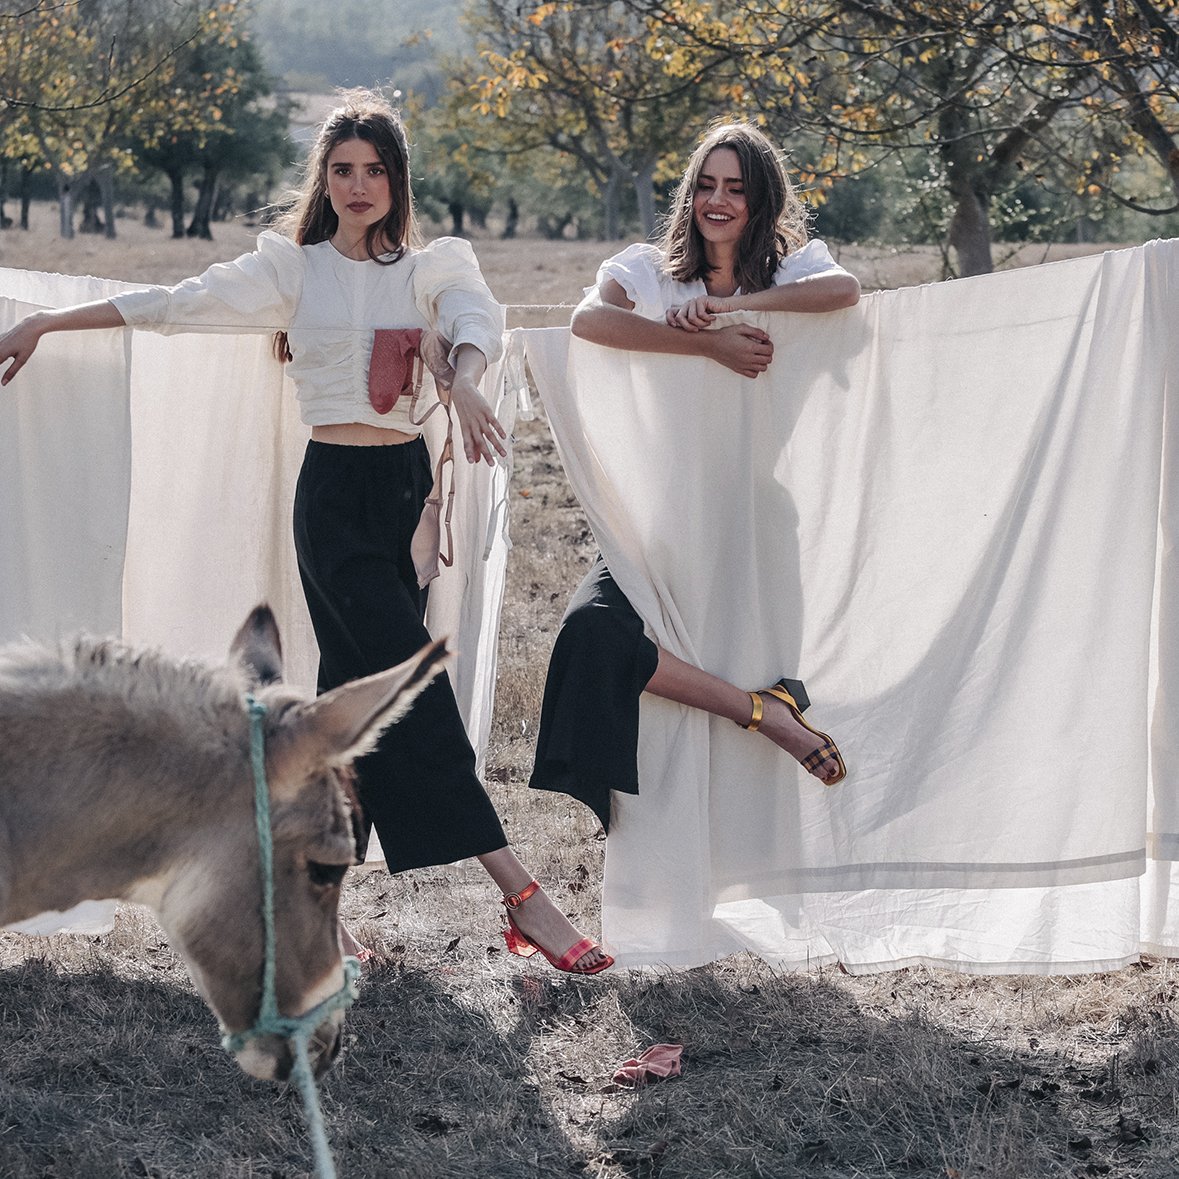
[1,307,577,331]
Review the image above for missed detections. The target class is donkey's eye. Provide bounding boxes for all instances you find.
[308,861,348,888]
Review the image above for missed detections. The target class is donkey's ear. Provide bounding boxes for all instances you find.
[230,604,284,687]
[268,638,451,792]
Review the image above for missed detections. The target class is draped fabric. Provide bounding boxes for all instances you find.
[1,266,515,932]
[522,239,1179,973]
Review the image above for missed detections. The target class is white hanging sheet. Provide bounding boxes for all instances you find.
[522,238,1179,973]
[1,265,514,928]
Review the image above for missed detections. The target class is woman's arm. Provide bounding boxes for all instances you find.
[667,271,861,332]
[448,342,508,465]
[571,278,775,379]
[0,300,126,386]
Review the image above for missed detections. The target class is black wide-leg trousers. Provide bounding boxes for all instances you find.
[293,438,507,871]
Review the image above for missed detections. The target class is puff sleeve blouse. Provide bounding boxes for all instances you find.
[110,232,505,431]
[596,238,851,320]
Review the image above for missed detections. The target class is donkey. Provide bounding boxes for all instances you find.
[0,605,448,1081]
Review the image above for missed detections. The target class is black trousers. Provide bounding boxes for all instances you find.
[293,438,506,871]
[529,555,659,832]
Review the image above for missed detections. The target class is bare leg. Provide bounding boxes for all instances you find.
[478,845,610,971]
[645,647,841,783]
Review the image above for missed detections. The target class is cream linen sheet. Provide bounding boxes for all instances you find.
[522,238,1179,972]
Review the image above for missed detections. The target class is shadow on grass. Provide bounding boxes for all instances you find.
[4,951,1178,1179]
[576,964,1179,1179]
[502,962,1179,1179]
[0,956,580,1179]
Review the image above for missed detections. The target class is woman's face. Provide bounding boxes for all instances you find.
[692,147,749,250]
[325,137,393,241]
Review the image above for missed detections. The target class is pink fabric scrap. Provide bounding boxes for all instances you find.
[368,327,422,414]
[612,1043,683,1087]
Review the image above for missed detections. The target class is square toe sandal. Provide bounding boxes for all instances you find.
[741,676,847,786]
[501,880,614,974]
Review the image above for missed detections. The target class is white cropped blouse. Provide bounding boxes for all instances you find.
[596,238,850,319]
[110,232,505,431]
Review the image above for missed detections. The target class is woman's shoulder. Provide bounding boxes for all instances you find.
[407,236,488,287]
[773,237,849,284]
[413,235,481,268]
[254,228,304,258]
[599,241,665,276]
[251,229,309,278]
[594,242,676,316]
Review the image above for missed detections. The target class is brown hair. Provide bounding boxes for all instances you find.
[660,121,809,294]
[272,89,420,361]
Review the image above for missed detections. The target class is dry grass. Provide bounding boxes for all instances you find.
[2,206,1176,1177]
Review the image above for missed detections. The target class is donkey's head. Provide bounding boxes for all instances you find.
[161,606,448,1081]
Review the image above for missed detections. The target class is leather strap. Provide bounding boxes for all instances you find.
[502,879,541,910]
[739,691,763,731]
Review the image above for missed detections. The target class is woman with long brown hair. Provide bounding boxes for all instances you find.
[530,121,861,836]
[0,90,611,975]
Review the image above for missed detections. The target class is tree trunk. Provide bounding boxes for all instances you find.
[502,197,519,240]
[187,164,219,240]
[939,90,993,276]
[20,166,33,230]
[601,170,621,240]
[537,212,572,240]
[80,175,103,234]
[166,167,186,238]
[98,166,117,239]
[448,200,465,236]
[212,186,234,222]
[633,161,657,239]
[57,176,75,239]
[947,188,993,277]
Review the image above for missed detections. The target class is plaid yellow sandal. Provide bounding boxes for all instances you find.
[739,677,847,786]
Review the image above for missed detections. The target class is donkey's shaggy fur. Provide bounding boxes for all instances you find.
[0,607,448,1080]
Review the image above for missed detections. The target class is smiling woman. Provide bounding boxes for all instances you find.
[529,119,861,856]
[692,147,750,252]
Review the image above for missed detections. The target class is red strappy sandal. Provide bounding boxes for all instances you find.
[501,880,614,974]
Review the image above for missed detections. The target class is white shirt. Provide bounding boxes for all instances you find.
[111,232,505,431]
[596,238,850,319]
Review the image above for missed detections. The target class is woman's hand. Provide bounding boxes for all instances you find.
[449,373,507,465]
[665,295,736,332]
[705,323,774,378]
[0,313,47,386]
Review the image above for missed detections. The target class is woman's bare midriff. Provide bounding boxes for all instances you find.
[311,422,417,446]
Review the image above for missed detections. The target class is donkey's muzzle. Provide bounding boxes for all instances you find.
[233,1016,343,1082]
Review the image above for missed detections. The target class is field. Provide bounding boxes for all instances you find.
[1,207,1176,1178]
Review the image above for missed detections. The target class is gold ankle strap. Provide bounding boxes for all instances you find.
[739,691,763,732]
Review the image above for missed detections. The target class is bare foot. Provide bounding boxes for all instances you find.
[755,691,843,783]
[506,886,610,973]
[338,920,372,961]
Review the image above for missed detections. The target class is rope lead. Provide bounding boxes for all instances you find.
[221,694,361,1179]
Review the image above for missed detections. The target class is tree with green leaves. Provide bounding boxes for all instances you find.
[405,94,498,237]
[613,0,1179,274]
[465,0,727,238]
[0,0,260,238]
[127,4,288,240]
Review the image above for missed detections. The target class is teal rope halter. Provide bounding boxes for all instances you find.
[222,694,361,1179]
